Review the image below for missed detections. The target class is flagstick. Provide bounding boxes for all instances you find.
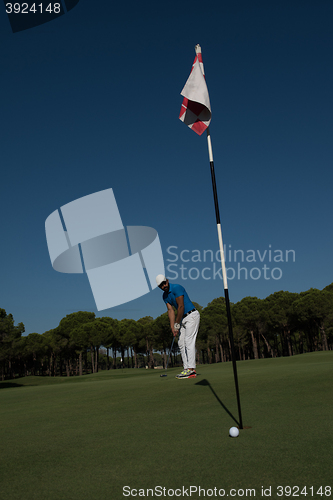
[206,126,243,430]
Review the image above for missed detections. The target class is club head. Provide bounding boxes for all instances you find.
[160,374,167,377]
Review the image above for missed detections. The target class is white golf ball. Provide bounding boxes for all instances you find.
[229,426,239,438]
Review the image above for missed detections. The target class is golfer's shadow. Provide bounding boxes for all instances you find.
[195,378,239,426]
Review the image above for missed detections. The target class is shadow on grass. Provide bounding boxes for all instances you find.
[195,378,239,426]
[0,382,25,389]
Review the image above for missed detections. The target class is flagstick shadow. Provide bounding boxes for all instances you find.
[195,378,239,426]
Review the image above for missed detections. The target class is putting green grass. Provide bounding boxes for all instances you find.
[0,352,332,500]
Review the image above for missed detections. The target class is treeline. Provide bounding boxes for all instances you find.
[1,284,332,380]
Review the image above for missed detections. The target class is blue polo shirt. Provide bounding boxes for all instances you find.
[163,283,195,316]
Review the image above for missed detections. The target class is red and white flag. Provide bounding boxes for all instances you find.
[179,45,212,136]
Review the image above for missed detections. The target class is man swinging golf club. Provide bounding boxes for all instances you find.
[156,275,200,379]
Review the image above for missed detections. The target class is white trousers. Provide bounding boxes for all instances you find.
[178,310,200,370]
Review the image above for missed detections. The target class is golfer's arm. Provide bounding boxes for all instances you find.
[166,303,175,329]
[175,296,184,324]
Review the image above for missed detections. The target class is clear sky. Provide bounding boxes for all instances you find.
[1,0,333,336]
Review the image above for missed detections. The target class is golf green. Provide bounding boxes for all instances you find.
[0,352,332,500]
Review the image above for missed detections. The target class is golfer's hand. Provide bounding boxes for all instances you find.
[172,328,178,337]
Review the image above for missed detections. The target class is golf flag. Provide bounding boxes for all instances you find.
[179,44,212,136]
[179,45,243,430]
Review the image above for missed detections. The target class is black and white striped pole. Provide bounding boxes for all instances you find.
[206,126,243,430]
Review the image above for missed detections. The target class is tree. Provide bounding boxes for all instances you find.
[24,332,46,375]
[323,282,333,294]
[115,319,139,368]
[154,312,174,368]
[98,317,118,370]
[75,317,113,373]
[0,308,25,380]
[42,329,60,376]
[58,311,95,375]
[200,298,228,363]
[137,316,156,368]
[293,289,333,351]
[262,291,298,357]
[232,297,263,359]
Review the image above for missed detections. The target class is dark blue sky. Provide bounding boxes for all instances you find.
[1,0,333,335]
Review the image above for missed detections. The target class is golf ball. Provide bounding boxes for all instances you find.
[229,427,239,438]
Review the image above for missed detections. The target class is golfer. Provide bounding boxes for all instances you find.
[156,275,200,379]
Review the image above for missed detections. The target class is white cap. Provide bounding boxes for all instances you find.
[156,274,167,286]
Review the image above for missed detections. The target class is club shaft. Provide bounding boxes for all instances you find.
[165,336,175,370]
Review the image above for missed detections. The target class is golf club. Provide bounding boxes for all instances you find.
[160,336,175,377]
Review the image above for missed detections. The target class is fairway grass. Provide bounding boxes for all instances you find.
[0,352,332,500]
